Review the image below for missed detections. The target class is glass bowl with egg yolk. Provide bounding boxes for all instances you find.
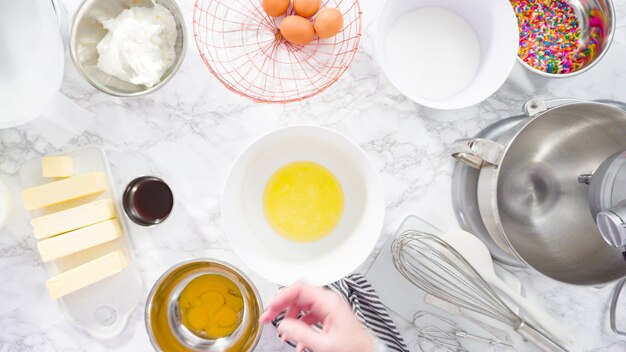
[263,161,344,242]
[145,259,262,352]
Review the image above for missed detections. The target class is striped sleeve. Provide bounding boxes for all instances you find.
[272,273,409,352]
[329,273,409,352]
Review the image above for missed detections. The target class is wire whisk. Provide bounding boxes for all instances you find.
[412,311,515,352]
[391,229,568,352]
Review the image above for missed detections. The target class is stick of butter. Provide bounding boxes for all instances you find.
[46,250,128,300]
[31,199,116,240]
[37,219,123,262]
[22,172,107,210]
[42,156,74,178]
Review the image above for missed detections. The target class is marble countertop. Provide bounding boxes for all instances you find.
[1,0,626,351]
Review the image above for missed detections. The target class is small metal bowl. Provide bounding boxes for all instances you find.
[69,0,187,97]
[517,0,615,78]
[145,259,263,352]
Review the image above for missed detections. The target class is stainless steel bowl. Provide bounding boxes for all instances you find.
[145,259,263,352]
[453,100,626,286]
[451,114,528,267]
[70,0,187,97]
[517,0,615,78]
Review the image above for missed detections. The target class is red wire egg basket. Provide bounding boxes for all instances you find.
[193,0,362,103]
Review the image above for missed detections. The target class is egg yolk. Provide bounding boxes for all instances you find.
[263,161,344,242]
[178,274,244,339]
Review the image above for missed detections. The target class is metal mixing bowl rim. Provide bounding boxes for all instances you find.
[451,114,528,268]
[490,100,626,286]
[144,258,263,351]
[69,0,188,97]
[516,0,616,78]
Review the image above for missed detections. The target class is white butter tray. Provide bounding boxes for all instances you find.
[19,145,142,339]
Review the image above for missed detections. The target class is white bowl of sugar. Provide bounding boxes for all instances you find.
[376,0,519,110]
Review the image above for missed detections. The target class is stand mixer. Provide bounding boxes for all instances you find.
[580,149,626,256]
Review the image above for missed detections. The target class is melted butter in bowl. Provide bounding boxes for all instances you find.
[222,125,385,286]
[263,161,344,243]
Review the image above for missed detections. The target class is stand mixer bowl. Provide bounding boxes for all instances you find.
[452,100,626,285]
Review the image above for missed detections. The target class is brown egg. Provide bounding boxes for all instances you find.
[280,16,315,46]
[314,8,343,39]
[293,0,320,18]
[262,0,290,17]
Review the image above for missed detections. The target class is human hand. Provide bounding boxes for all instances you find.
[259,281,375,352]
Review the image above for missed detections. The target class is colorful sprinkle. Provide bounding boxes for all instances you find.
[511,0,606,74]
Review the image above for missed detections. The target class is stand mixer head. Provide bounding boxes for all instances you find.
[580,150,626,252]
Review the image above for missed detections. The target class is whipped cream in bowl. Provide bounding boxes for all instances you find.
[70,0,186,97]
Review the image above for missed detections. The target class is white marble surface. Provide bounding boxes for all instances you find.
[1,0,626,351]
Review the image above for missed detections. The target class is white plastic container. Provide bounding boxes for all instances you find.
[0,178,12,230]
[19,146,142,339]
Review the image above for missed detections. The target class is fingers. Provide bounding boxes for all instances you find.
[278,318,324,352]
[285,304,303,320]
[299,311,322,326]
[260,301,322,329]
[260,281,337,323]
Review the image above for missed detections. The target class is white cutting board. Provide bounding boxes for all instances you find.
[366,215,542,351]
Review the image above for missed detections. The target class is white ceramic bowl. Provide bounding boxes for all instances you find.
[375,0,519,110]
[222,126,385,286]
